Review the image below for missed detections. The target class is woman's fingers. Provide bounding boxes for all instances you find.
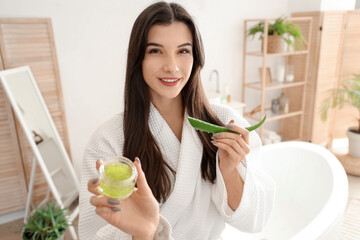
[212,140,245,161]
[87,159,104,195]
[212,129,250,155]
[96,159,103,171]
[90,194,122,208]
[88,177,102,195]
[213,133,250,153]
[95,206,121,216]
[213,138,248,157]
[225,121,250,144]
[134,157,152,195]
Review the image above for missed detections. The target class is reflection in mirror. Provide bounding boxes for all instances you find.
[0,66,79,239]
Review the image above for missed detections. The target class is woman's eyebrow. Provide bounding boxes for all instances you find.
[146,42,163,47]
[178,43,192,48]
[146,42,192,48]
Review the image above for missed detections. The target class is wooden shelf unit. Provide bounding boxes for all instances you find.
[242,17,313,141]
[245,80,306,91]
[245,110,303,122]
[246,50,309,57]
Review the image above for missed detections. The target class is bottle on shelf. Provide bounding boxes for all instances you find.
[279,93,289,113]
[225,85,231,103]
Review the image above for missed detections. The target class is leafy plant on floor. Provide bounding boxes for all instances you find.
[23,201,68,240]
[320,73,360,133]
[247,17,306,50]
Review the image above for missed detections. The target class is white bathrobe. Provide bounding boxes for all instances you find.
[79,103,275,240]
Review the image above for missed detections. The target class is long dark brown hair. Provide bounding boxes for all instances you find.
[123,1,224,202]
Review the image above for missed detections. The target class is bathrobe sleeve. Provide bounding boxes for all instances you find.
[78,125,131,240]
[78,117,174,240]
[211,106,275,233]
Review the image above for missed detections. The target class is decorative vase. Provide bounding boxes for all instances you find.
[347,127,360,158]
[263,34,283,53]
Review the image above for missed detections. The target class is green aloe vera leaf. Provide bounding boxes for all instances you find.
[187,115,266,134]
[187,117,238,134]
[246,115,267,131]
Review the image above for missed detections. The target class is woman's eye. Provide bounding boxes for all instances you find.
[179,49,191,54]
[149,49,161,54]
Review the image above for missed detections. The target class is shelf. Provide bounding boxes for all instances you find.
[245,17,313,23]
[242,17,312,141]
[245,81,305,91]
[245,109,302,122]
[246,50,309,57]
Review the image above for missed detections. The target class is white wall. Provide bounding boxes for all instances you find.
[0,0,353,178]
[288,0,322,12]
[320,0,356,11]
[288,0,355,14]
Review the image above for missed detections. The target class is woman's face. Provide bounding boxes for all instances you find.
[142,22,194,103]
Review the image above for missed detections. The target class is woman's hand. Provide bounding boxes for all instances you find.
[88,158,159,240]
[211,120,250,177]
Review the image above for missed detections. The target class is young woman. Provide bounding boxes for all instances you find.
[79,2,275,240]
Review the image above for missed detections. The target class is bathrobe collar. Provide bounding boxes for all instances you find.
[148,103,203,226]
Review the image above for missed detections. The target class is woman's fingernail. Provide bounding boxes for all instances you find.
[211,140,217,145]
[230,119,234,124]
[213,133,221,138]
[136,157,141,167]
[226,124,234,129]
[107,199,120,205]
[92,178,99,184]
[111,207,121,211]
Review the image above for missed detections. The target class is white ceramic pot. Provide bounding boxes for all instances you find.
[347,127,360,158]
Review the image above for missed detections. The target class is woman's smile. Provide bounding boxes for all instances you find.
[159,77,181,86]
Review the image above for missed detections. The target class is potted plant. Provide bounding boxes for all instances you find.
[23,201,68,240]
[247,17,306,53]
[320,73,360,158]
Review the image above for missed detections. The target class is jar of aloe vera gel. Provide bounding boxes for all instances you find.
[98,156,138,199]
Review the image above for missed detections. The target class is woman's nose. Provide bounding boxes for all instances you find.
[163,56,179,73]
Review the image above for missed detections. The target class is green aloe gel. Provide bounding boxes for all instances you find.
[98,157,137,199]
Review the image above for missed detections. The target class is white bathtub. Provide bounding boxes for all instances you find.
[221,141,348,240]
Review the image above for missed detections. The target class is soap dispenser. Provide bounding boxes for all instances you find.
[225,85,231,103]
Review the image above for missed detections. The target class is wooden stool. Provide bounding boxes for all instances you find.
[331,150,360,177]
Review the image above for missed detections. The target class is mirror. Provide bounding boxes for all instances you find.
[0,66,79,239]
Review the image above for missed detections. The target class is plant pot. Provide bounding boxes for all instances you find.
[23,232,64,240]
[262,35,283,53]
[347,127,360,158]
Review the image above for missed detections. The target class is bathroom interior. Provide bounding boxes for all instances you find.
[0,0,360,239]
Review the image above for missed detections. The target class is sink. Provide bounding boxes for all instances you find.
[205,91,221,104]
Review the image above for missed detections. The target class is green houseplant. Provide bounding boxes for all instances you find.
[320,73,360,158]
[23,201,68,240]
[247,17,306,53]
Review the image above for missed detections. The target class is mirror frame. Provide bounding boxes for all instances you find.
[0,66,80,208]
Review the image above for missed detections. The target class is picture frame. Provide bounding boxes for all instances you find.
[259,67,273,84]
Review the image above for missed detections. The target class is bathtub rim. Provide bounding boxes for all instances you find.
[261,141,348,240]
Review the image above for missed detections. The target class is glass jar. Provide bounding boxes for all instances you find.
[279,93,289,114]
[98,156,137,199]
[285,65,295,82]
[271,98,280,114]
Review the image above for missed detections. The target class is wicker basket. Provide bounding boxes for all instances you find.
[262,34,283,53]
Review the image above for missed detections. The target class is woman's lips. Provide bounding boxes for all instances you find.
[159,78,181,86]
